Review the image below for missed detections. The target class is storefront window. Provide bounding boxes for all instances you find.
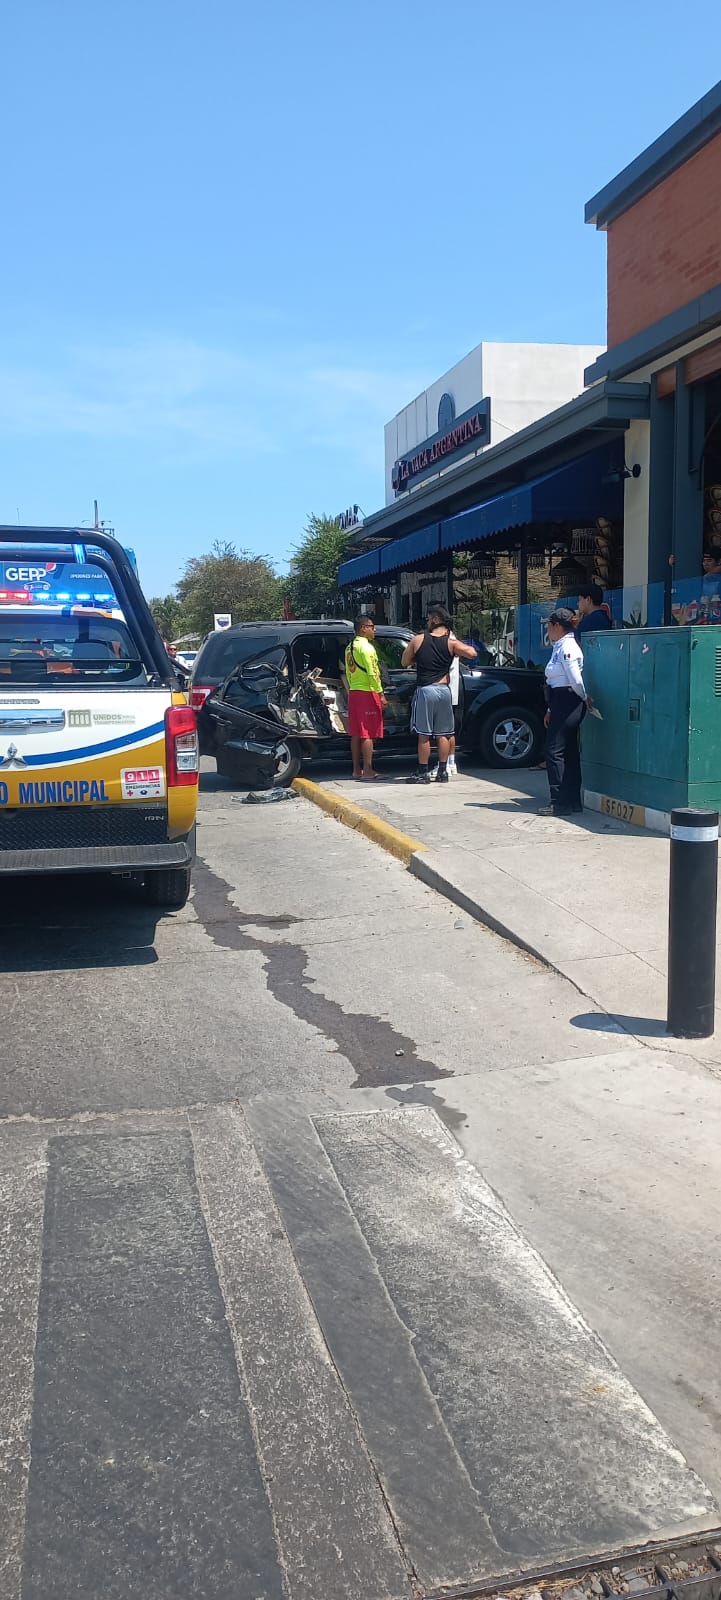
[671,575,721,625]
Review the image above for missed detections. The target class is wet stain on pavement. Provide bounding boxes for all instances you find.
[192,855,449,1089]
[385,1082,467,1133]
[190,859,301,935]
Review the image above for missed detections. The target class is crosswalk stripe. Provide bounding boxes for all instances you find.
[315,1107,717,1566]
[21,1128,285,1600]
[190,1106,410,1600]
[247,1100,504,1592]
[0,1132,47,1600]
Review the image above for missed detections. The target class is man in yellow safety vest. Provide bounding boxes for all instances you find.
[344,616,386,780]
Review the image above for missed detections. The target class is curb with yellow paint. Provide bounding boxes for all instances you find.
[292,777,427,866]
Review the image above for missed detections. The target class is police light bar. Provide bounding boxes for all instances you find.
[0,549,133,618]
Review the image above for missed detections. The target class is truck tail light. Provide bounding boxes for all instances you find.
[165,705,199,787]
[190,685,212,712]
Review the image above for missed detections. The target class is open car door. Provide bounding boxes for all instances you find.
[207,699,288,788]
[263,668,333,740]
[206,658,332,786]
[209,658,331,739]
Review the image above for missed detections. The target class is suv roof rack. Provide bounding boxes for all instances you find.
[227,618,353,628]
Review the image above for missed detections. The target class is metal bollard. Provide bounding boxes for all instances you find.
[667,808,719,1038]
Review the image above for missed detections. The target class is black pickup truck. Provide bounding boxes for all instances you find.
[190,620,546,787]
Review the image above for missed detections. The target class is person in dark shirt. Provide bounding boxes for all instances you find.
[701,550,721,596]
[401,605,476,783]
[576,583,612,637]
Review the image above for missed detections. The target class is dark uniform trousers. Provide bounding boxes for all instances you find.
[545,688,586,810]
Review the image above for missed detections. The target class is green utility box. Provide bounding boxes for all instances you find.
[582,626,721,818]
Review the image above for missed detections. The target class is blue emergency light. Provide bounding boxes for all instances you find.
[0,542,138,614]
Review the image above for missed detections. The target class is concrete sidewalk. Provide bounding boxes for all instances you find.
[304,760,721,1065]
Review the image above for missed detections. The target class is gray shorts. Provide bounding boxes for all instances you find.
[411,683,454,737]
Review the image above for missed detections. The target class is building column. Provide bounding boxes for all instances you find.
[444,553,454,616]
[517,531,528,607]
[648,376,675,587]
[622,417,651,587]
[671,362,705,583]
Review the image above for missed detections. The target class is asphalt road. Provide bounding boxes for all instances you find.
[1,770,720,1599]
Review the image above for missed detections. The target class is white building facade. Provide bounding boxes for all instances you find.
[384,342,603,505]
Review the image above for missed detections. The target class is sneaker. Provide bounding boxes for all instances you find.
[447,758,457,777]
[436,770,449,783]
[406,769,431,784]
[537,804,556,816]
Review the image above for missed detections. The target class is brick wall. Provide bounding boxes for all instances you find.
[607,130,721,347]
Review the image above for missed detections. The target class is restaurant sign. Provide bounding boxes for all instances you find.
[392,398,491,495]
[337,505,363,532]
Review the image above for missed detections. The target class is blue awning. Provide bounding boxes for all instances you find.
[337,547,381,586]
[380,522,440,573]
[440,448,624,552]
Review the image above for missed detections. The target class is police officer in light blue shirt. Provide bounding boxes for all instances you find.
[539,608,593,817]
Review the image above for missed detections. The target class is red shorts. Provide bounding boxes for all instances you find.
[348,690,384,739]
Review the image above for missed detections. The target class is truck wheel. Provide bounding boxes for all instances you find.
[272,740,302,787]
[143,866,192,909]
[478,705,542,768]
[217,741,301,788]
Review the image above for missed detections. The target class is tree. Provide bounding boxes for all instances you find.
[176,541,283,635]
[289,515,351,617]
[148,593,187,641]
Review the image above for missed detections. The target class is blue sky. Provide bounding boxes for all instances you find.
[1,1,719,596]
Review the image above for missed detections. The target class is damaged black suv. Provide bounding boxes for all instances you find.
[190,620,545,787]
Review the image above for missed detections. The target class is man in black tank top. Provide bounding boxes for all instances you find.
[401,605,477,783]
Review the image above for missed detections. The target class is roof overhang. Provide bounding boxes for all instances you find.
[352,380,649,550]
[585,80,721,229]
[585,283,721,384]
[439,445,623,554]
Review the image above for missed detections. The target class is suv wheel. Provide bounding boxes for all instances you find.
[479,704,542,768]
[216,742,301,788]
[273,740,302,787]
